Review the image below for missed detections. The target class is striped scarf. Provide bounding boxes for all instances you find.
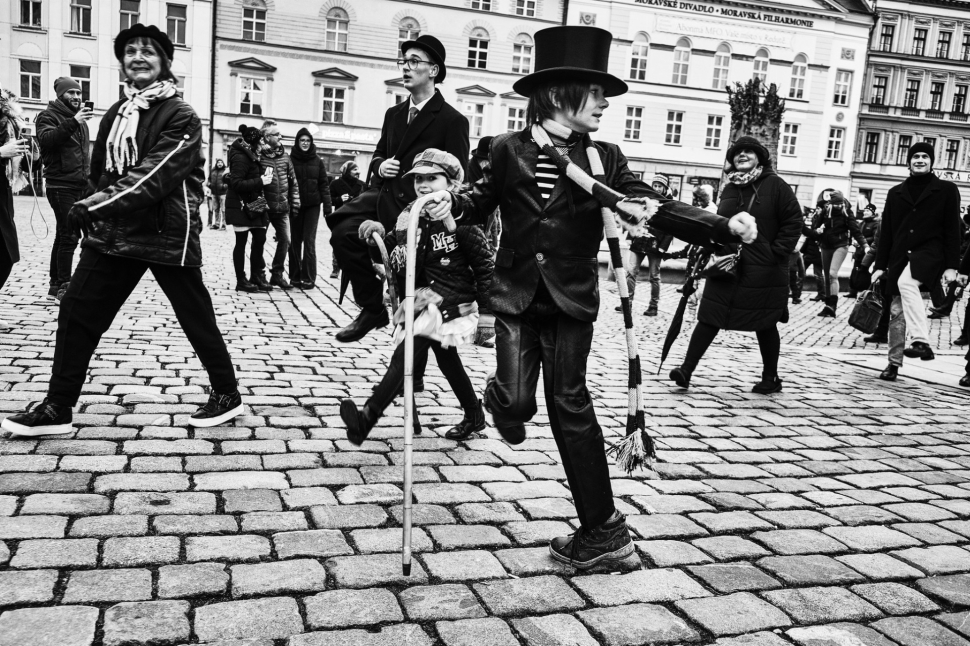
[106,79,177,173]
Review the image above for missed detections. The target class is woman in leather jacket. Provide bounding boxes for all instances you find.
[811,188,867,317]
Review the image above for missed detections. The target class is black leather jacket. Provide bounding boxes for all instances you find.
[36,99,90,189]
[80,95,206,267]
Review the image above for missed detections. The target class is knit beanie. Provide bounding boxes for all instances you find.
[54,77,81,97]
[907,141,935,167]
[238,124,262,147]
[650,174,670,190]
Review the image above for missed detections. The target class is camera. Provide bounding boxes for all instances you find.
[19,123,33,138]
[84,101,94,110]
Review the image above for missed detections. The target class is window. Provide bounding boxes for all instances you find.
[930,82,945,111]
[464,102,485,137]
[321,86,345,123]
[470,0,491,9]
[69,65,91,102]
[705,115,723,148]
[175,75,186,99]
[896,135,912,165]
[904,80,920,108]
[166,4,186,46]
[713,44,731,90]
[19,60,41,101]
[507,106,525,132]
[923,136,936,151]
[512,34,533,74]
[781,123,799,156]
[624,107,642,141]
[242,8,266,42]
[963,34,970,61]
[789,54,806,99]
[665,111,683,145]
[20,0,42,27]
[913,28,927,56]
[120,0,141,30]
[871,76,888,105]
[468,29,489,69]
[879,24,895,52]
[863,132,880,163]
[325,8,349,52]
[70,0,92,34]
[833,70,852,106]
[630,33,649,81]
[954,85,968,113]
[514,0,536,17]
[118,69,127,100]
[937,32,952,58]
[398,18,420,50]
[753,48,769,83]
[826,127,844,160]
[672,39,690,86]
[240,77,263,115]
[946,139,960,169]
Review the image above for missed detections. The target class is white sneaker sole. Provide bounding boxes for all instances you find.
[1,418,73,437]
[187,403,244,428]
[549,540,635,569]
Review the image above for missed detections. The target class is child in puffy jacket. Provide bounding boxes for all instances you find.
[340,149,493,444]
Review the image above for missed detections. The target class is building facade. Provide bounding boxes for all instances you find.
[210,0,563,173]
[851,0,970,213]
[2,0,214,189]
[567,0,874,205]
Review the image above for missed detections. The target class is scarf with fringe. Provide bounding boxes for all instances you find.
[0,89,27,192]
[106,79,177,173]
[726,165,763,187]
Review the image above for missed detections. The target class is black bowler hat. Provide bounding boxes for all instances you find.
[401,35,447,83]
[513,26,627,97]
[114,24,175,61]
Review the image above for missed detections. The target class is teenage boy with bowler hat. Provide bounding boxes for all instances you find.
[330,34,469,343]
[872,142,963,380]
[36,77,94,302]
[424,26,757,569]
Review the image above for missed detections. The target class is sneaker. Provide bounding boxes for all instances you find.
[549,512,635,569]
[903,342,935,361]
[1,398,73,437]
[270,276,293,290]
[188,390,244,427]
[46,285,58,300]
[445,400,487,440]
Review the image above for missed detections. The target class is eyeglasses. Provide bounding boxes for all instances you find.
[397,57,433,71]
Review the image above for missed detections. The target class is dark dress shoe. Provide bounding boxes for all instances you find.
[928,308,951,319]
[298,280,315,289]
[497,422,527,445]
[341,399,378,445]
[270,276,293,290]
[811,294,825,302]
[336,308,389,343]
[669,366,692,389]
[960,373,970,388]
[864,333,888,344]
[252,276,274,291]
[879,364,899,381]
[955,335,969,346]
[903,342,935,361]
[445,400,487,440]
[235,280,259,293]
[752,375,783,394]
[791,298,801,304]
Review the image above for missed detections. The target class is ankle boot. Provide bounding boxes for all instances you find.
[879,364,899,381]
[752,373,783,394]
[669,363,695,389]
[341,400,379,445]
[445,400,487,440]
[818,295,837,317]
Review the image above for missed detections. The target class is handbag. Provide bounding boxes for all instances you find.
[848,282,883,334]
[849,263,872,292]
[243,194,268,218]
[700,188,757,279]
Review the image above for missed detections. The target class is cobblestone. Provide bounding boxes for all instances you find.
[303,588,403,629]
[0,606,98,646]
[102,600,190,646]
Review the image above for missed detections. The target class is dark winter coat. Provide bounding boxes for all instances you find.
[697,169,802,331]
[259,146,300,216]
[36,98,90,189]
[386,209,493,322]
[207,166,228,195]
[457,129,737,322]
[0,118,20,265]
[811,201,866,250]
[79,94,206,267]
[290,128,332,214]
[874,173,962,296]
[225,138,268,228]
[330,175,363,210]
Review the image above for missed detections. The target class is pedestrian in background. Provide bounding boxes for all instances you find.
[0,87,28,331]
[289,128,331,289]
[328,161,363,279]
[799,207,824,302]
[846,203,878,299]
[624,174,674,316]
[206,158,228,230]
[226,124,271,292]
[811,188,867,318]
[36,77,92,303]
[259,120,300,290]
[872,142,963,379]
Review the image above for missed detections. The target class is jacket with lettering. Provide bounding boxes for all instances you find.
[35,98,90,189]
[79,94,205,267]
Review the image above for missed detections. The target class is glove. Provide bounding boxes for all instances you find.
[68,202,94,237]
[358,220,385,245]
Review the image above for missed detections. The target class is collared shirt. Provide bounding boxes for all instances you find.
[410,94,432,115]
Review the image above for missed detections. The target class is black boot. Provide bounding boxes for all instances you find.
[235,279,259,293]
[335,308,389,343]
[955,335,969,346]
[549,511,635,570]
[669,364,694,389]
[817,295,837,317]
[960,373,970,388]
[903,341,935,361]
[752,373,783,394]
[864,332,889,344]
[879,364,899,381]
[252,275,274,291]
[445,400,487,440]
[341,399,379,445]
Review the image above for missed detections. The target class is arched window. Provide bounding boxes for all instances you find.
[789,54,807,99]
[398,18,420,49]
[753,48,769,83]
[468,27,489,69]
[672,38,690,86]
[325,8,349,52]
[712,43,731,90]
[630,33,649,81]
[512,33,533,74]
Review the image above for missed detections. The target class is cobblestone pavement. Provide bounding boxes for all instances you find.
[2,197,970,646]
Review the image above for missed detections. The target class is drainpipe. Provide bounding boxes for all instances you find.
[208,0,218,163]
[562,0,569,25]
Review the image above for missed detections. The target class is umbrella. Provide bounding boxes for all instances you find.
[338,232,398,311]
[657,249,710,375]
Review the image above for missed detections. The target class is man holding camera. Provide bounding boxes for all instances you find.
[36,77,93,303]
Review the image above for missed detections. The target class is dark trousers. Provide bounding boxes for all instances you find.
[289,206,320,284]
[788,251,804,299]
[684,321,780,378]
[330,212,384,313]
[268,213,290,280]
[0,234,11,292]
[49,249,237,406]
[369,336,477,416]
[233,229,266,283]
[486,309,614,530]
[46,187,81,287]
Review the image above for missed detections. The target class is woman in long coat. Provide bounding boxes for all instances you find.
[669,136,802,393]
[0,88,27,331]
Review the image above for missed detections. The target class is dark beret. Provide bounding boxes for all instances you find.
[114,24,175,62]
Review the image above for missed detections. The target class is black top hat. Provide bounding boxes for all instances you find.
[513,26,627,97]
[114,24,176,62]
[401,35,447,83]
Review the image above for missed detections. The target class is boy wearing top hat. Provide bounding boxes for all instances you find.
[426,26,756,569]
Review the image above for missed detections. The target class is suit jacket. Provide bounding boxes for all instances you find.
[368,89,469,229]
[456,130,736,322]
[875,173,962,294]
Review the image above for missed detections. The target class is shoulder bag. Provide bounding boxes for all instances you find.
[700,187,757,279]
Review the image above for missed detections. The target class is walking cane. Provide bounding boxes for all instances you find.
[371,232,398,311]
